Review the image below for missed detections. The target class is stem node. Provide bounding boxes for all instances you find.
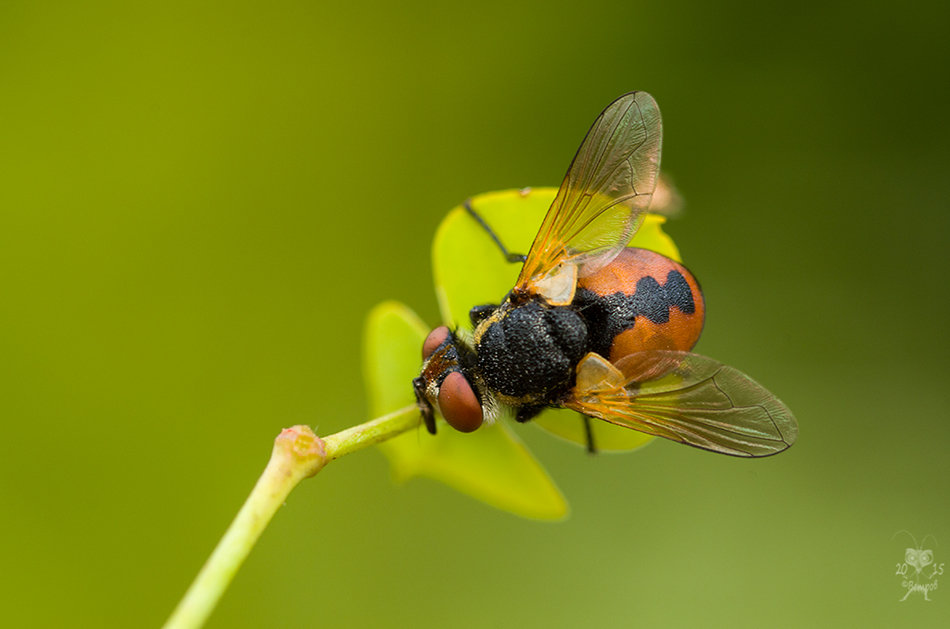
[163,404,418,629]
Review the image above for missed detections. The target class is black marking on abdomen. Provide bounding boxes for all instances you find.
[574,270,696,358]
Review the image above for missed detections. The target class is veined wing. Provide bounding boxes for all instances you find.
[565,352,798,458]
[514,92,662,305]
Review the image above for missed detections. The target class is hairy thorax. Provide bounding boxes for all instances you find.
[473,298,588,407]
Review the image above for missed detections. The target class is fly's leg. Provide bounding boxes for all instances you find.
[514,408,598,455]
[469,304,497,327]
[414,376,437,435]
[464,198,527,264]
[582,416,598,455]
[515,405,545,423]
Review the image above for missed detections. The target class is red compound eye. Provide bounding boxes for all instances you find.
[422,326,450,360]
[438,371,483,433]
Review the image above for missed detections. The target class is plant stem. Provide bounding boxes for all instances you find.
[162,404,420,629]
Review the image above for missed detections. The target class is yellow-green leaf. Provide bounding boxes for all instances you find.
[363,300,567,520]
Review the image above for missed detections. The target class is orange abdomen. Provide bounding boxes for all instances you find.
[574,248,705,363]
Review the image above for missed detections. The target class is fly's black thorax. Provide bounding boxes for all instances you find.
[472,297,589,406]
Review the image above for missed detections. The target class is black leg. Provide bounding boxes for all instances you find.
[464,198,527,264]
[469,304,498,327]
[583,416,598,454]
[515,404,545,423]
[413,377,437,435]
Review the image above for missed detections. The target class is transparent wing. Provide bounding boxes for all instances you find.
[565,351,798,458]
[515,92,662,302]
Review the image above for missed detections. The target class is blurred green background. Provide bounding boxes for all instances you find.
[1,1,948,627]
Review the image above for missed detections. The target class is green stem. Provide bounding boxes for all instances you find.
[162,404,420,629]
